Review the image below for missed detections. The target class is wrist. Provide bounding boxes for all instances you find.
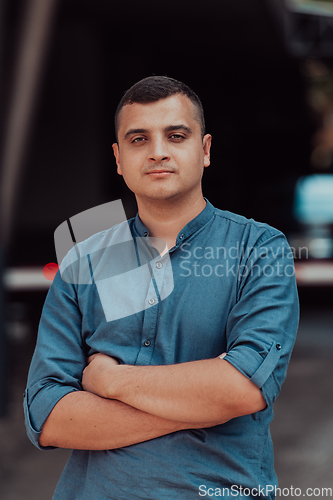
[110,364,133,401]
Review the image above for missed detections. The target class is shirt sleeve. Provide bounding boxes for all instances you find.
[223,229,299,407]
[23,270,87,449]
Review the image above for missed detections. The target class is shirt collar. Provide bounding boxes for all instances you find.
[133,199,215,246]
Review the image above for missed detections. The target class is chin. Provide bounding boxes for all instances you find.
[146,190,181,201]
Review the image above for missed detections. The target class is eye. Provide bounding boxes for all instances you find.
[131,136,146,144]
[170,134,185,140]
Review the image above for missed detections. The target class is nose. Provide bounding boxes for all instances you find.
[148,137,170,163]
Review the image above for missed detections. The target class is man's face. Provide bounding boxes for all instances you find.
[112,94,211,204]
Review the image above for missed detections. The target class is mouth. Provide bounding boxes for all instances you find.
[146,170,175,177]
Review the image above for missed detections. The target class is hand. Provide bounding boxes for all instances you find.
[82,353,120,399]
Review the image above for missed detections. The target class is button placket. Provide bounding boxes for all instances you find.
[152,257,167,294]
[136,294,158,365]
[145,273,158,309]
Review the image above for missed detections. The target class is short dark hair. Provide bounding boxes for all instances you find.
[115,76,205,140]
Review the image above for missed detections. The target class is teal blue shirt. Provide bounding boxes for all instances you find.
[24,201,299,500]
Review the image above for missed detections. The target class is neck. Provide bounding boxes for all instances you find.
[136,194,206,250]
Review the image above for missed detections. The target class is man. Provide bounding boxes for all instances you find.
[24,76,299,499]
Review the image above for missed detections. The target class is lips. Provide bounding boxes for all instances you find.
[146,169,175,175]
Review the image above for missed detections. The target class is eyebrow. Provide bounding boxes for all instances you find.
[124,128,148,140]
[124,124,193,140]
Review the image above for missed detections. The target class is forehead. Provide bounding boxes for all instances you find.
[118,94,200,135]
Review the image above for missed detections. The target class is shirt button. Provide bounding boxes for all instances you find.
[144,339,151,347]
[179,234,184,240]
[156,262,162,269]
[276,344,282,350]
[148,298,155,305]
[144,231,148,237]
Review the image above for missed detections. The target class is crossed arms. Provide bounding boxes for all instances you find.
[36,232,298,452]
[39,353,266,450]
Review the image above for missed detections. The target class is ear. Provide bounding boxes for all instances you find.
[112,143,122,175]
[202,134,212,168]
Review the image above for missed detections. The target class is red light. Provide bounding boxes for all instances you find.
[43,262,59,281]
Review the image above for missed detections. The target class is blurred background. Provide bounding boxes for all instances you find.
[0,0,333,498]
